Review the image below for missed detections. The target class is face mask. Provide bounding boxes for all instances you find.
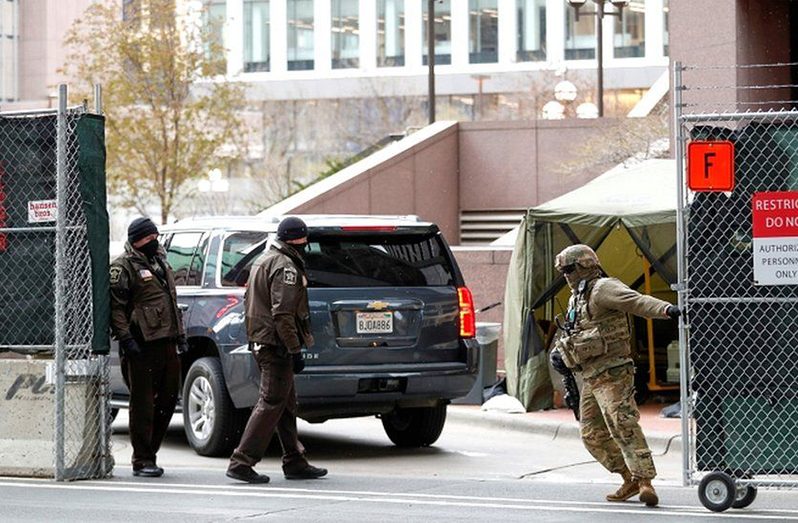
[139,239,159,258]
[293,243,308,255]
[564,266,600,290]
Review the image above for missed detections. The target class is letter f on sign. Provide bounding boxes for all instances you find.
[704,152,716,179]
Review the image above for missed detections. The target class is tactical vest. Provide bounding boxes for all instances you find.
[559,278,632,377]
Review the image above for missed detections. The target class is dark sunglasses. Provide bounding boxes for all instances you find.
[560,264,577,275]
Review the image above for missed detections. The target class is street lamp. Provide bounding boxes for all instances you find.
[566,0,628,117]
[554,80,577,105]
[542,77,598,120]
[427,0,439,124]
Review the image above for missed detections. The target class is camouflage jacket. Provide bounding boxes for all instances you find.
[557,277,671,379]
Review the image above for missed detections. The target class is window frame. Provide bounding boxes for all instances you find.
[217,230,271,288]
[164,230,210,288]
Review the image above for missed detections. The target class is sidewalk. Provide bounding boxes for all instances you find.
[447,401,683,454]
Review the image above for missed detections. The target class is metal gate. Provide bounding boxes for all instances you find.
[675,61,798,511]
[0,85,112,480]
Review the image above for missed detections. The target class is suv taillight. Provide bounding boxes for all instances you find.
[457,287,476,338]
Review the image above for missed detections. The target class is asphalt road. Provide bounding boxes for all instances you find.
[2,411,798,522]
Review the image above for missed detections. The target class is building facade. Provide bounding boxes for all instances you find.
[215,0,670,106]
[0,0,17,103]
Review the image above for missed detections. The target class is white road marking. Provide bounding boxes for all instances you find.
[452,450,489,457]
[0,479,795,519]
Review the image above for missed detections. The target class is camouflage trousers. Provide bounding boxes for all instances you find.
[579,363,657,480]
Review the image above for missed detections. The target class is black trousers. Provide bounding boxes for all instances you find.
[229,346,307,473]
[121,338,180,470]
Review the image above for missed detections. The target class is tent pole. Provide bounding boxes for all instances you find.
[643,254,678,392]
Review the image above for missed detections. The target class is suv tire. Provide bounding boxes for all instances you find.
[381,404,447,447]
[182,357,248,457]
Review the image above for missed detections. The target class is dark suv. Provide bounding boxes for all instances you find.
[111,215,478,456]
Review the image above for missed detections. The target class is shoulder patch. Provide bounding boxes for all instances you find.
[109,265,123,285]
[283,268,297,285]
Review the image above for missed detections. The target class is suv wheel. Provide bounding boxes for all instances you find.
[381,404,447,447]
[182,357,248,457]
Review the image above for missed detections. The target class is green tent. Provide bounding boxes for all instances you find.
[502,159,678,411]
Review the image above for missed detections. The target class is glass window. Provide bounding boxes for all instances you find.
[516,0,546,62]
[244,0,270,72]
[469,0,498,63]
[287,0,314,70]
[663,0,669,56]
[220,231,269,287]
[613,1,644,58]
[564,0,595,60]
[122,0,140,23]
[377,0,405,67]
[304,234,455,287]
[422,0,451,66]
[167,232,207,286]
[201,0,226,74]
[332,0,359,69]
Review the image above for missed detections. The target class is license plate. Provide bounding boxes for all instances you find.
[356,312,393,334]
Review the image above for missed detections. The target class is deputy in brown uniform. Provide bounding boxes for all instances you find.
[110,217,188,477]
[226,217,327,484]
[551,244,680,507]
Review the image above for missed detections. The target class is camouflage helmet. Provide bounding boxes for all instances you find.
[554,244,601,272]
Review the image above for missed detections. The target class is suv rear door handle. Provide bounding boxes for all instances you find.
[177,303,189,312]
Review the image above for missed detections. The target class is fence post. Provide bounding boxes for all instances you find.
[94,84,103,115]
[54,84,68,481]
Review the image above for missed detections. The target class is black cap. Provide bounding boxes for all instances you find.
[128,217,159,244]
[277,216,308,241]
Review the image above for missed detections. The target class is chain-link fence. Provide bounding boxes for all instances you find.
[0,85,111,481]
[675,62,798,511]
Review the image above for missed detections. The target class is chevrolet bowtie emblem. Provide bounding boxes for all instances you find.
[367,301,390,310]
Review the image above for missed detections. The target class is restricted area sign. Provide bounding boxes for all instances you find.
[687,140,735,192]
[752,191,798,286]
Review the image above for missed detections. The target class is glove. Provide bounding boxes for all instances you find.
[119,338,141,357]
[292,352,305,374]
[177,334,189,355]
[666,305,681,319]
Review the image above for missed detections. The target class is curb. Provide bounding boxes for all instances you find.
[446,407,682,455]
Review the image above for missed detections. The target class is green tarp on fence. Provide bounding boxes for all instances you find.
[0,113,108,354]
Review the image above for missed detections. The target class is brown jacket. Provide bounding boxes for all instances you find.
[245,239,313,354]
[557,277,671,378]
[109,242,185,343]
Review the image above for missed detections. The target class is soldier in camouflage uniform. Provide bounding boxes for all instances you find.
[551,244,680,507]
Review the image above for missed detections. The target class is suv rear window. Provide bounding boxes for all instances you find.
[305,233,454,287]
[219,230,455,288]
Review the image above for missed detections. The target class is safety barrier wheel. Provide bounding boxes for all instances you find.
[698,472,736,512]
[732,483,757,509]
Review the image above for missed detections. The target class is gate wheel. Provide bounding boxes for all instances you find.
[698,472,736,512]
[732,483,757,509]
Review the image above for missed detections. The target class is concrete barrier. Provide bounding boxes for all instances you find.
[0,358,108,478]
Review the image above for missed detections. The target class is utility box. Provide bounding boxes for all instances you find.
[454,322,501,405]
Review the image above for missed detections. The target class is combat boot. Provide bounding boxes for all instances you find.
[638,479,659,507]
[606,471,639,502]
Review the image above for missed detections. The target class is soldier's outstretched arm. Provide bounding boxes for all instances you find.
[592,277,672,319]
